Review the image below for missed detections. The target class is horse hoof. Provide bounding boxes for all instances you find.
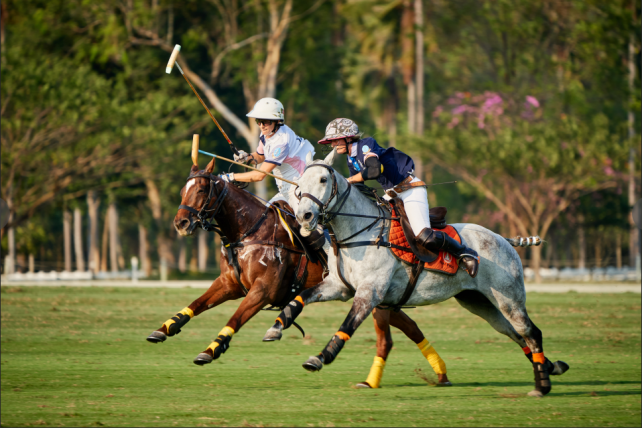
[355,382,372,388]
[302,356,323,372]
[262,326,282,342]
[527,390,544,398]
[437,381,453,387]
[551,360,569,376]
[146,331,167,343]
[193,353,213,366]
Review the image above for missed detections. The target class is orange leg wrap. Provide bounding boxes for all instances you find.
[532,352,545,364]
[522,346,531,354]
[335,331,351,341]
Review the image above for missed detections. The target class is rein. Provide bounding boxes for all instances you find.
[297,163,420,310]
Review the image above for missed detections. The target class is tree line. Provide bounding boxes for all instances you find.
[1,0,640,281]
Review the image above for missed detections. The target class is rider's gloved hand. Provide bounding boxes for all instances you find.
[220,173,235,183]
[233,150,250,163]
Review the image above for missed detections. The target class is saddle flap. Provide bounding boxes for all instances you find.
[390,198,438,263]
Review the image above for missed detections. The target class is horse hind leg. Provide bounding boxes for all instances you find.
[488,291,568,397]
[355,308,393,389]
[388,309,451,386]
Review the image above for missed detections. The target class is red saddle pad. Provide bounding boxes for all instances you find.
[389,207,461,276]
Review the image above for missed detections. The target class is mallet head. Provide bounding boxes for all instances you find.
[191,134,199,166]
[166,44,182,74]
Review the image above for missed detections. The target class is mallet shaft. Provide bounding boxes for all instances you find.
[198,150,298,186]
[175,64,240,156]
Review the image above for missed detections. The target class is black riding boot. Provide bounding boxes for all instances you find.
[416,228,480,278]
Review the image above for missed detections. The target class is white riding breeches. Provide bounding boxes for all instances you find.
[384,177,431,235]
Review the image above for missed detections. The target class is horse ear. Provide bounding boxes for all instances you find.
[323,147,338,166]
[190,164,199,174]
[205,157,216,173]
[306,151,314,166]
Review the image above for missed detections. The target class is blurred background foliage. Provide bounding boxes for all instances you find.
[1,0,640,280]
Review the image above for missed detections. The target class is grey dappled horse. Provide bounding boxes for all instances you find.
[264,148,569,397]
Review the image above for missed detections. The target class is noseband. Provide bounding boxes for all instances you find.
[178,173,229,233]
[296,163,351,225]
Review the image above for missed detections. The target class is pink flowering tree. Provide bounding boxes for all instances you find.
[416,92,634,282]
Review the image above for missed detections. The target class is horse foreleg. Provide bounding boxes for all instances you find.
[146,275,241,344]
[389,310,451,386]
[193,285,270,366]
[263,279,350,342]
[302,289,381,372]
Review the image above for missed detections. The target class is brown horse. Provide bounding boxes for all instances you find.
[146,158,451,387]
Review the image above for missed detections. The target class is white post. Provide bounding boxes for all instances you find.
[160,258,168,282]
[131,256,139,284]
[28,254,34,273]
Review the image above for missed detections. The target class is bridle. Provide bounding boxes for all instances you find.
[296,163,352,225]
[178,173,229,234]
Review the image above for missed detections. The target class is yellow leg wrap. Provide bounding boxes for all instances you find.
[163,307,194,330]
[207,326,235,352]
[417,338,447,375]
[218,326,235,337]
[364,356,386,389]
[180,307,194,318]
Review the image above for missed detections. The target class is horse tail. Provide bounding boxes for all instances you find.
[504,235,543,247]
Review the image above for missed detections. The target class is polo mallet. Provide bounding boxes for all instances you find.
[198,148,298,186]
[166,45,240,156]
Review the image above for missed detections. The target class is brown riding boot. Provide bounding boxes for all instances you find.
[416,228,480,278]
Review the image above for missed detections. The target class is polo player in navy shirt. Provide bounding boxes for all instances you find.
[318,118,479,278]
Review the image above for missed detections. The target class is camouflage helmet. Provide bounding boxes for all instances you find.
[318,118,362,144]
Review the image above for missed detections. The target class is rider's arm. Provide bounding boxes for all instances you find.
[249,152,265,163]
[232,161,277,182]
[347,173,364,183]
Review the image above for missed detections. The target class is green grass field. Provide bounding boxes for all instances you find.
[1,286,640,427]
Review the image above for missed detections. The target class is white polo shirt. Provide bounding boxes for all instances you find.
[257,124,315,192]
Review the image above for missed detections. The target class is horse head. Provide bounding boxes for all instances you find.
[174,158,222,236]
[296,148,343,233]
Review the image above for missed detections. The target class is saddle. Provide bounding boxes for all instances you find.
[389,198,448,264]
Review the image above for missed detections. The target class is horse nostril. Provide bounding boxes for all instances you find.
[304,212,312,221]
[179,219,190,229]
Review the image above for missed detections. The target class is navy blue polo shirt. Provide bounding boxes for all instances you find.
[346,137,415,190]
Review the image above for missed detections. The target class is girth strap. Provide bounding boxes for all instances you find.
[393,259,424,311]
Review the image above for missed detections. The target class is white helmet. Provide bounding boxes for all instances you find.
[246,97,285,124]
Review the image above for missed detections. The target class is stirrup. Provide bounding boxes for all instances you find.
[458,254,479,278]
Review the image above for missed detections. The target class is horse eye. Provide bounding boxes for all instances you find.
[320,177,327,184]
[197,189,207,194]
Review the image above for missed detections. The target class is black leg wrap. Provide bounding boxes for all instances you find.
[167,312,191,336]
[533,362,551,395]
[320,335,345,365]
[212,334,233,360]
[277,299,304,330]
